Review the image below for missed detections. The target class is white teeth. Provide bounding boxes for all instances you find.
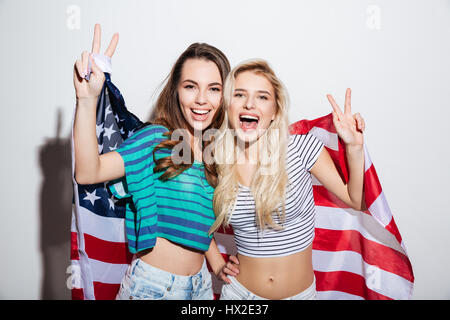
[192,109,210,115]
[240,115,259,121]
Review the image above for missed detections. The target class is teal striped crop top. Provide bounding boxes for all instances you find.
[108,124,216,254]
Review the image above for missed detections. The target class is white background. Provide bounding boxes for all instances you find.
[0,0,449,299]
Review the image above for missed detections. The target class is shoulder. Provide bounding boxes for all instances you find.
[288,132,324,160]
[289,132,323,148]
[116,124,169,158]
[289,132,325,171]
[131,123,169,142]
[288,133,307,151]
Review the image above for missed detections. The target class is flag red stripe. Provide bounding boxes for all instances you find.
[385,217,403,245]
[313,228,413,282]
[314,270,392,300]
[217,225,234,235]
[289,113,336,134]
[325,146,349,183]
[84,233,133,265]
[71,287,84,300]
[93,282,120,300]
[336,138,349,183]
[364,164,383,209]
[71,232,80,261]
[313,185,351,208]
[313,185,371,215]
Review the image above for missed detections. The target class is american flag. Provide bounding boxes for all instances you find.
[291,114,414,299]
[70,76,414,300]
[70,73,141,300]
[213,114,415,300]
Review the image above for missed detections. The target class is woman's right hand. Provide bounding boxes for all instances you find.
[73,24,125,186]
[73,24,119,100]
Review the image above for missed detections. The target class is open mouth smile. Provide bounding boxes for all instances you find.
[191,108,211,121]
[239,113,260,131]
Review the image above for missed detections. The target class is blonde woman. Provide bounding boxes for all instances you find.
[210,60,366,300]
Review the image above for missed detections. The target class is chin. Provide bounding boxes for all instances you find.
[189,120,212,132]
[234,129,261,145]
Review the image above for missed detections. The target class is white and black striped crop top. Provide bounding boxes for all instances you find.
[229,133,324,257]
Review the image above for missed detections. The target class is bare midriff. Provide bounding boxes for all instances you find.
[136,237,205,276]
[235,244,314,299]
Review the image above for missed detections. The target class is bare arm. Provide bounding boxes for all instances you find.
[73,24,123,184]
[311,146,365,210]
[205,238,239,284]
[73,97,124,184]
[345,145,366,210]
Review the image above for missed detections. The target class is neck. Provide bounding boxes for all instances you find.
[236,138,259,166]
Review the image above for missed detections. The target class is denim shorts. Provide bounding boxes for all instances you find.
[116,258,213,300]
[220,275,317,300]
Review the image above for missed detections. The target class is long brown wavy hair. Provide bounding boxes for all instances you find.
[148,43,230,187]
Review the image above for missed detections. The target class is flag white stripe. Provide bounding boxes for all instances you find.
[69,259,84,291]
[315,206,404,254]
[317,291,364,300]
[313,250,413,300]
[88,258,129,284]
[310,127,373,171]
[363,143,373,170]
[71,107,95,300]
[367,191,393,227]
[71,205,77,233]
[78,206,126,243]
[309,127,339,151]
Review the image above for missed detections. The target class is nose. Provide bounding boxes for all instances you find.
[196,88,207,106]
[244,95,255,110]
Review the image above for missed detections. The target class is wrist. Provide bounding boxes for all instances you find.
[76,96,99,111]
[345,143,364,153]
[76,96,99,108]
[214,261,226,277]
[76,96,99,102]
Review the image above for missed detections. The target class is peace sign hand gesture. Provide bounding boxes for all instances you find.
[327,88,365,147]
[73,24,119,100]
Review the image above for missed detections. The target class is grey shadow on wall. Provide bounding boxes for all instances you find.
[38,108,72,299]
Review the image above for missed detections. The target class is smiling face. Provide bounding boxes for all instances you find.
[228,70,277,144]
[177,58,223,132]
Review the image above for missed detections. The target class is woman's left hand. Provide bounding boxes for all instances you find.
[217,255,240,284]
[327,88,365,146]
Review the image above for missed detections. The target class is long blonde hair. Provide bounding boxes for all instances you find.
[209,59,290,233]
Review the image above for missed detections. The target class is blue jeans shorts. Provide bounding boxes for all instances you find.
[220,275,317,300]
[116,258,213,300]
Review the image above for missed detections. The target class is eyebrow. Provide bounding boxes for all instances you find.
[182,79,222,87]
[234,88,272,96]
